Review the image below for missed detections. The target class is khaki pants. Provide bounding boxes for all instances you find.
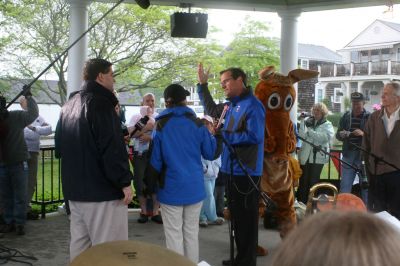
[160,201,202,263]
[69,200,128,262]
[27,152,38,211]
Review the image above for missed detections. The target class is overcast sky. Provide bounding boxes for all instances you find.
[207,4,400,52]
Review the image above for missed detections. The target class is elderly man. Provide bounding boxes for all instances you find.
[363,82,400,219]
[19,97,52,220]
[128,93,162,224]
[57,59,133,261]
[336,92,370,203]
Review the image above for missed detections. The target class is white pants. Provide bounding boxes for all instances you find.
[160,201,203,263]
[69,200,128,262]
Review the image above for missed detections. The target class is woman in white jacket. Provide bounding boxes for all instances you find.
[296,103,334,204]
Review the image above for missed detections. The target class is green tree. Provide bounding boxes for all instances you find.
[0,1,208,105]
[219,16,280,88]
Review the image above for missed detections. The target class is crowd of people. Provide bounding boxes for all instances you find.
[1,58,400,265]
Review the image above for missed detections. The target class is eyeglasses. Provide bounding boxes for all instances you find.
[220,77,233,87]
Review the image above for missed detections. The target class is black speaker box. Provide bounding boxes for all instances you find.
[170,12,208,38]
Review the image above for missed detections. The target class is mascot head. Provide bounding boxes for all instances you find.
[255,66,318,158]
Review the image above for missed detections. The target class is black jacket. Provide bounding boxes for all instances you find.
[335,109,370,154]
[58,81,133,201]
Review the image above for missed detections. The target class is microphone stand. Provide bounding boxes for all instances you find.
[297,135,363,182]
[222,137,276,264]
[347,142,400,173]
[5,0,125,109]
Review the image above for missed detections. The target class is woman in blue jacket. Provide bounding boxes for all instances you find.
[147,84,221,263]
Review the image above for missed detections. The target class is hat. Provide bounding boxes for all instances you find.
[201,115,214,124]
[164,84,190,103]
[351,92,364,101]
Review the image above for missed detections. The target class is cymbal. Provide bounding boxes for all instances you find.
[71,240,196,266]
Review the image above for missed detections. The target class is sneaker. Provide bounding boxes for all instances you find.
[27,211,39,220]
[137,213,149,223]
[0,223,15,233]
[151,215,163,224]
[16,225,25,236]
[209,217,224,225]
[199,220,208,227]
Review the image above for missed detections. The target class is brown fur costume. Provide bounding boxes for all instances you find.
[255,66,318,237]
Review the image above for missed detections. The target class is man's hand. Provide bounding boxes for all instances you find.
[139,134,151,143]
[351,129,364,137]
[122,185,133,205]
[339,130,350,138]
[198,63,210,85]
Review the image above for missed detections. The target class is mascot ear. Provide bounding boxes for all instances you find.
[288,69,319,84]
[259,66,275,80]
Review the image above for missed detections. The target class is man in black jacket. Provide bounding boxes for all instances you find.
[58,59,133,261]
[336,92,370,203]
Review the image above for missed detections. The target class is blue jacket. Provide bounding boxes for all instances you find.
[149,106,219,206]
[197,83,265,176]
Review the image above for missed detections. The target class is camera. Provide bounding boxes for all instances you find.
[299,112,311,119]
[129,115,150,137]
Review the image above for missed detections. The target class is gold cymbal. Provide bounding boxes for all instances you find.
[71,240,196,266]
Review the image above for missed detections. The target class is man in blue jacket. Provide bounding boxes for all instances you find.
[147,84,222,263]
[197,64,265,266]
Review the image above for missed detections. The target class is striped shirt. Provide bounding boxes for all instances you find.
[348,112,363,149]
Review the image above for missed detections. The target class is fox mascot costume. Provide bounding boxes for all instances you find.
[254,66,318,237]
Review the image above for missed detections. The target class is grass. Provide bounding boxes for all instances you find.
[30,151,140,213]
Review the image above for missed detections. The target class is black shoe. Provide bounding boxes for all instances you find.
[27,211,39,220]
[0,224,15,233]
[151,215,163,224]
[16,225,25,236]
[137,214,149,223]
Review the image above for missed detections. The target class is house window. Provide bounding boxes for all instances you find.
[360,51,369,62]
[397,48,400,62]
[315,83,324,103]
[371,50,379,62]
[300,59,309,69]
[351,51,360,63]
[381,48,391,61]
[333,87,343,103]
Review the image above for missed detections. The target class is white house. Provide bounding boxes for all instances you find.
[318,19,400,112]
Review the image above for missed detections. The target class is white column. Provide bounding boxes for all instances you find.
[278,10,301,123]
[67,0,89,98]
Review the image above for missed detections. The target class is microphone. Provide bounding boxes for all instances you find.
[130,116,150,137]
[216,105,229,130]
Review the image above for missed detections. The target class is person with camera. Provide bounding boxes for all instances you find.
[363,82,400,219]
[128,93,162,224]
[0,89,38,236]
[146,84,222,263]
[336,92,370,203]
[57,59,133,261]
[296,102,334,204]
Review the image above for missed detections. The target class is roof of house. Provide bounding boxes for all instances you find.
[298,43,342,63]
[378,19,400,32]
[341,19,400,51]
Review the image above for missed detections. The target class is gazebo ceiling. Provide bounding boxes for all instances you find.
[95,0,400,12]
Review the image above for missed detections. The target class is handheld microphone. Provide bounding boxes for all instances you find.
[216,105,229,129]
[130,116,150,137]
